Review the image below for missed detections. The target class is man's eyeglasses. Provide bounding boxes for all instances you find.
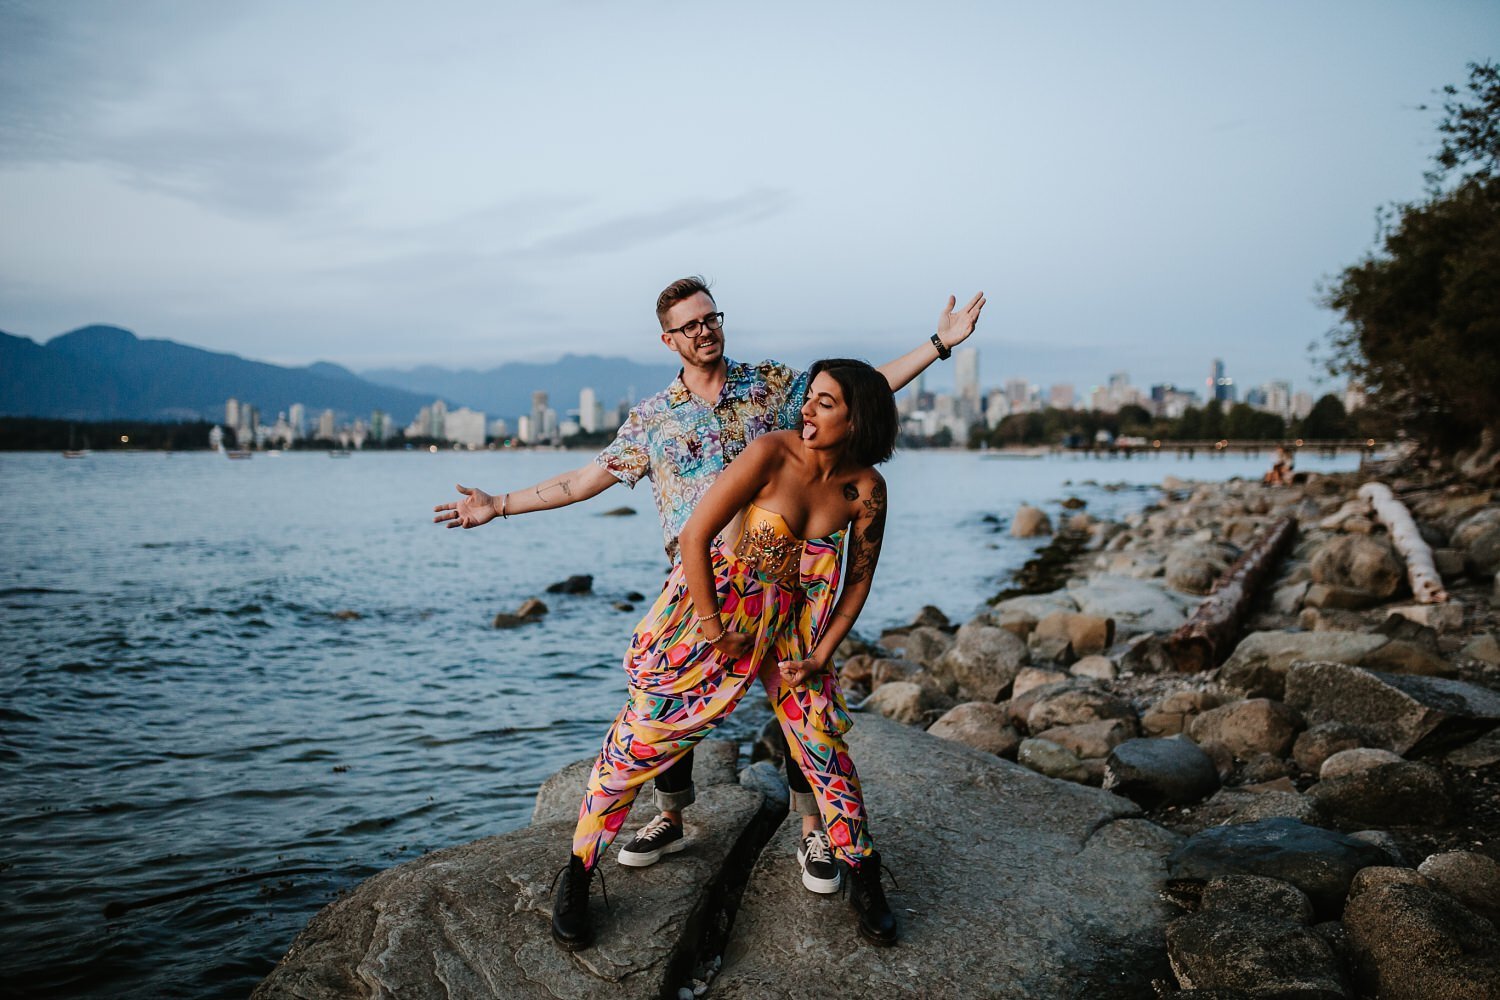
[664,312,725,338]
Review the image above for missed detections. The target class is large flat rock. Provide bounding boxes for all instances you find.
[255,782,767,1000]
[1284,661,1500,756]
[712,714,1183,999]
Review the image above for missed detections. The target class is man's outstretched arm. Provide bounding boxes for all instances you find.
[433,461,619,529]
[876,291,987,392]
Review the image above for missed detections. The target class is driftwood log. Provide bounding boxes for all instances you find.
[1165,515,1298,672]
[1358,481,1450,603]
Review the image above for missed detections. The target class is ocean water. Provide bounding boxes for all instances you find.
[0,447,1361,998]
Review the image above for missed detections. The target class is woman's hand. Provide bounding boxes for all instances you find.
[778,658,826,688]
[710,630,754,659]
[434,484,497,529]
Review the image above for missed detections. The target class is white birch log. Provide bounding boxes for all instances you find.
[1358,481,1449,604]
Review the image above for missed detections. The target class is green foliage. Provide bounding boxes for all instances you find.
[1296,394,1349,439]
[1324,62,1500,451]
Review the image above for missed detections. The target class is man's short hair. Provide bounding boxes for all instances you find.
[656,275,714,325]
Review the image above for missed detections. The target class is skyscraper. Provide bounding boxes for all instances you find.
[1209,359,1235,403]
[579,388,600,433]
[530,392,549,444]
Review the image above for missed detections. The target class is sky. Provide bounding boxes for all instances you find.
[1,0,1495,397]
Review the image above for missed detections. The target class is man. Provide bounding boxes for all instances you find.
[434,276,984,896]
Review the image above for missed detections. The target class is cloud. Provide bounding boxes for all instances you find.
[525,187,794,257]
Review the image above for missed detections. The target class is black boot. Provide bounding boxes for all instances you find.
[550,855,594,951]
[846,851,897,946]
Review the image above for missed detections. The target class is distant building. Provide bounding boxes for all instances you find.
[428,399,448,440]
[317,409,336,440]
[225,398,240,429]
[530,392,549,444]
[369,410,388,443]
[289,402,306,440]
[579,388,602,433]
[516,415,533,443]
[488,418,510,441]
[954,348,980,424]
[1209,358,1236,403]
[445,407,486,449]
[1343,381,1367,413]
[1292,391,1315,421]
[1048,383,1075,411]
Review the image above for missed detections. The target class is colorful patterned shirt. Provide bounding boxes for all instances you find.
[595,358,809,561]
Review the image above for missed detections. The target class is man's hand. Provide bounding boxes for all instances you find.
[433,483,497,529]
[778,658,826,688]
[711,631,754,658]
[936,291,987,350]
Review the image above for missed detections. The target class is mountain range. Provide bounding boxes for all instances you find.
[0,325,681,425]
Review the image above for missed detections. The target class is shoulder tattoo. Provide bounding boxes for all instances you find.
[843,483,859,501]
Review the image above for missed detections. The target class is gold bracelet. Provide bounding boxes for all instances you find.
[499,493,509,519]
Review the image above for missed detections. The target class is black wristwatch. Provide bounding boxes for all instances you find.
[930,333,951,360]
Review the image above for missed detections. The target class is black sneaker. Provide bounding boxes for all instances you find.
[797,829,841,894]
[550,855,595,951]
[615,813,686,867]
[846,851,898,947]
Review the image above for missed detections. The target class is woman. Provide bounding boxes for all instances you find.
[552,358,899,951]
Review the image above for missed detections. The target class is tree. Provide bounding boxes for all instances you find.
[1324,62,1500,452]
[1299,394,1348,439]
[1200,399,1226,440]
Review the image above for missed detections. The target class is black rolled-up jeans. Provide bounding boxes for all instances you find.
[654,727,816,816]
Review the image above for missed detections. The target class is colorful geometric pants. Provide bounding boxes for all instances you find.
[570,538,873,870]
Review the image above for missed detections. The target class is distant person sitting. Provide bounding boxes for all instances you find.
[1263,446,1294,486]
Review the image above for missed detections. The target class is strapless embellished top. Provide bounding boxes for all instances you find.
[733,503,845,584]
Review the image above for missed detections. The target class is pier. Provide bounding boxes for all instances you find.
[1067,438,1384,459]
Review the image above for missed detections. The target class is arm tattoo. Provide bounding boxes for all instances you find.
[535,478,573,503]
[844,480,887,585]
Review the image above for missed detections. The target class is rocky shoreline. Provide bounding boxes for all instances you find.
[256,468,1500,999]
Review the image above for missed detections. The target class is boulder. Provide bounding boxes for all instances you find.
[931,621,1029,702]
[545,574,594,594]
[926,702,1021,757]
[1418,851,1500,923]
[1309,535,1403,598]
[1271,580,1310,615]
[738,760,789,809]
[1452,506,1500,576]
[1034,718,1136,760]
[908,604,951,630]
[1433,547,1466,577]
[1385,602,1465,635]
[1343,877,1500,1000]
[1303,582,1383,610]
[1165,541,1236,596]
[1165,818,1390,916]
[1461,632,1500,665]
[837,653,875,690]
[1358,637,1455,678]
[1446,730,1500,769]
[1166,879,1346,998]
[1028,611,1078,663]
[1067,575,1191,634]
[1193,788,1322,827]
[492,611,536,629]
[901,625,955,669]
[1187,698,1303,760]
[515,597,549,619]
[1010,667,1070,700]
[1217,630,1386,699]
[1292,721,1371,774]
[1318,747,1403,780]
[1142,689,1224,738]
[1283,661,1500,755]
[713,714,1182,999]
[255,784,766,1000]
[1010,504,1053,537]
[1017,737,1092,783]
[1104,737,1220,807]
[987,591,1078,634]
[1306,760,1452,830]
[1069,655,1117,681]
[1026,686,1138,734]
[863,681,930,725]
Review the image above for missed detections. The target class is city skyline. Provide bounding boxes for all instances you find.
[2,3,1493,396]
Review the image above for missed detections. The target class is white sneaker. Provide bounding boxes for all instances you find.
[797,829,841,893]
[616,813,686,867]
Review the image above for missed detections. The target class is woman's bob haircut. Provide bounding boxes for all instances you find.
[807,358,898,467]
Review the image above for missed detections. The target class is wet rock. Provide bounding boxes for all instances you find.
[1358,637,1454,678]
[599,506,637,516]
[1283,661,1500,755]
[1165,818,1390,916]
[1010,504,1053,537]
[331,609,361,621]
[1067,575,1190,633]
[545,574,594,595]
[1165,541,1236,596]
[1461,632,1500,665]
[1142,690,1225,738]
[1307,760,1452,830]
[1446,730,1500,768]
[1433,547,1466,577]
[613,601,636,612]
[1017,737,1091,783]
[713,715,1180,999]
[1104,737,1220,807]
[1318,747,1403,780]
[1195,788,1321,827]
[1187,698,1303,760]
[908,604,951,630]
[1303,582,1383,610]
[1347,830,1405,866]
[927,702,1021,757]
[1343,875,1500,1000]
[1166,874,1346,998]
[1217,630,1386,700]
[624,591,646,602]
[256,783,764,1000]
[1034,718,1135,760]
[1452,506,1500,576]
[492,612,535,629]
[1292,721,1371,774]
[515,597,549,619]
[931,621,1028,702]
[1418,851,1500,923]
[1310,535,1403,598]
